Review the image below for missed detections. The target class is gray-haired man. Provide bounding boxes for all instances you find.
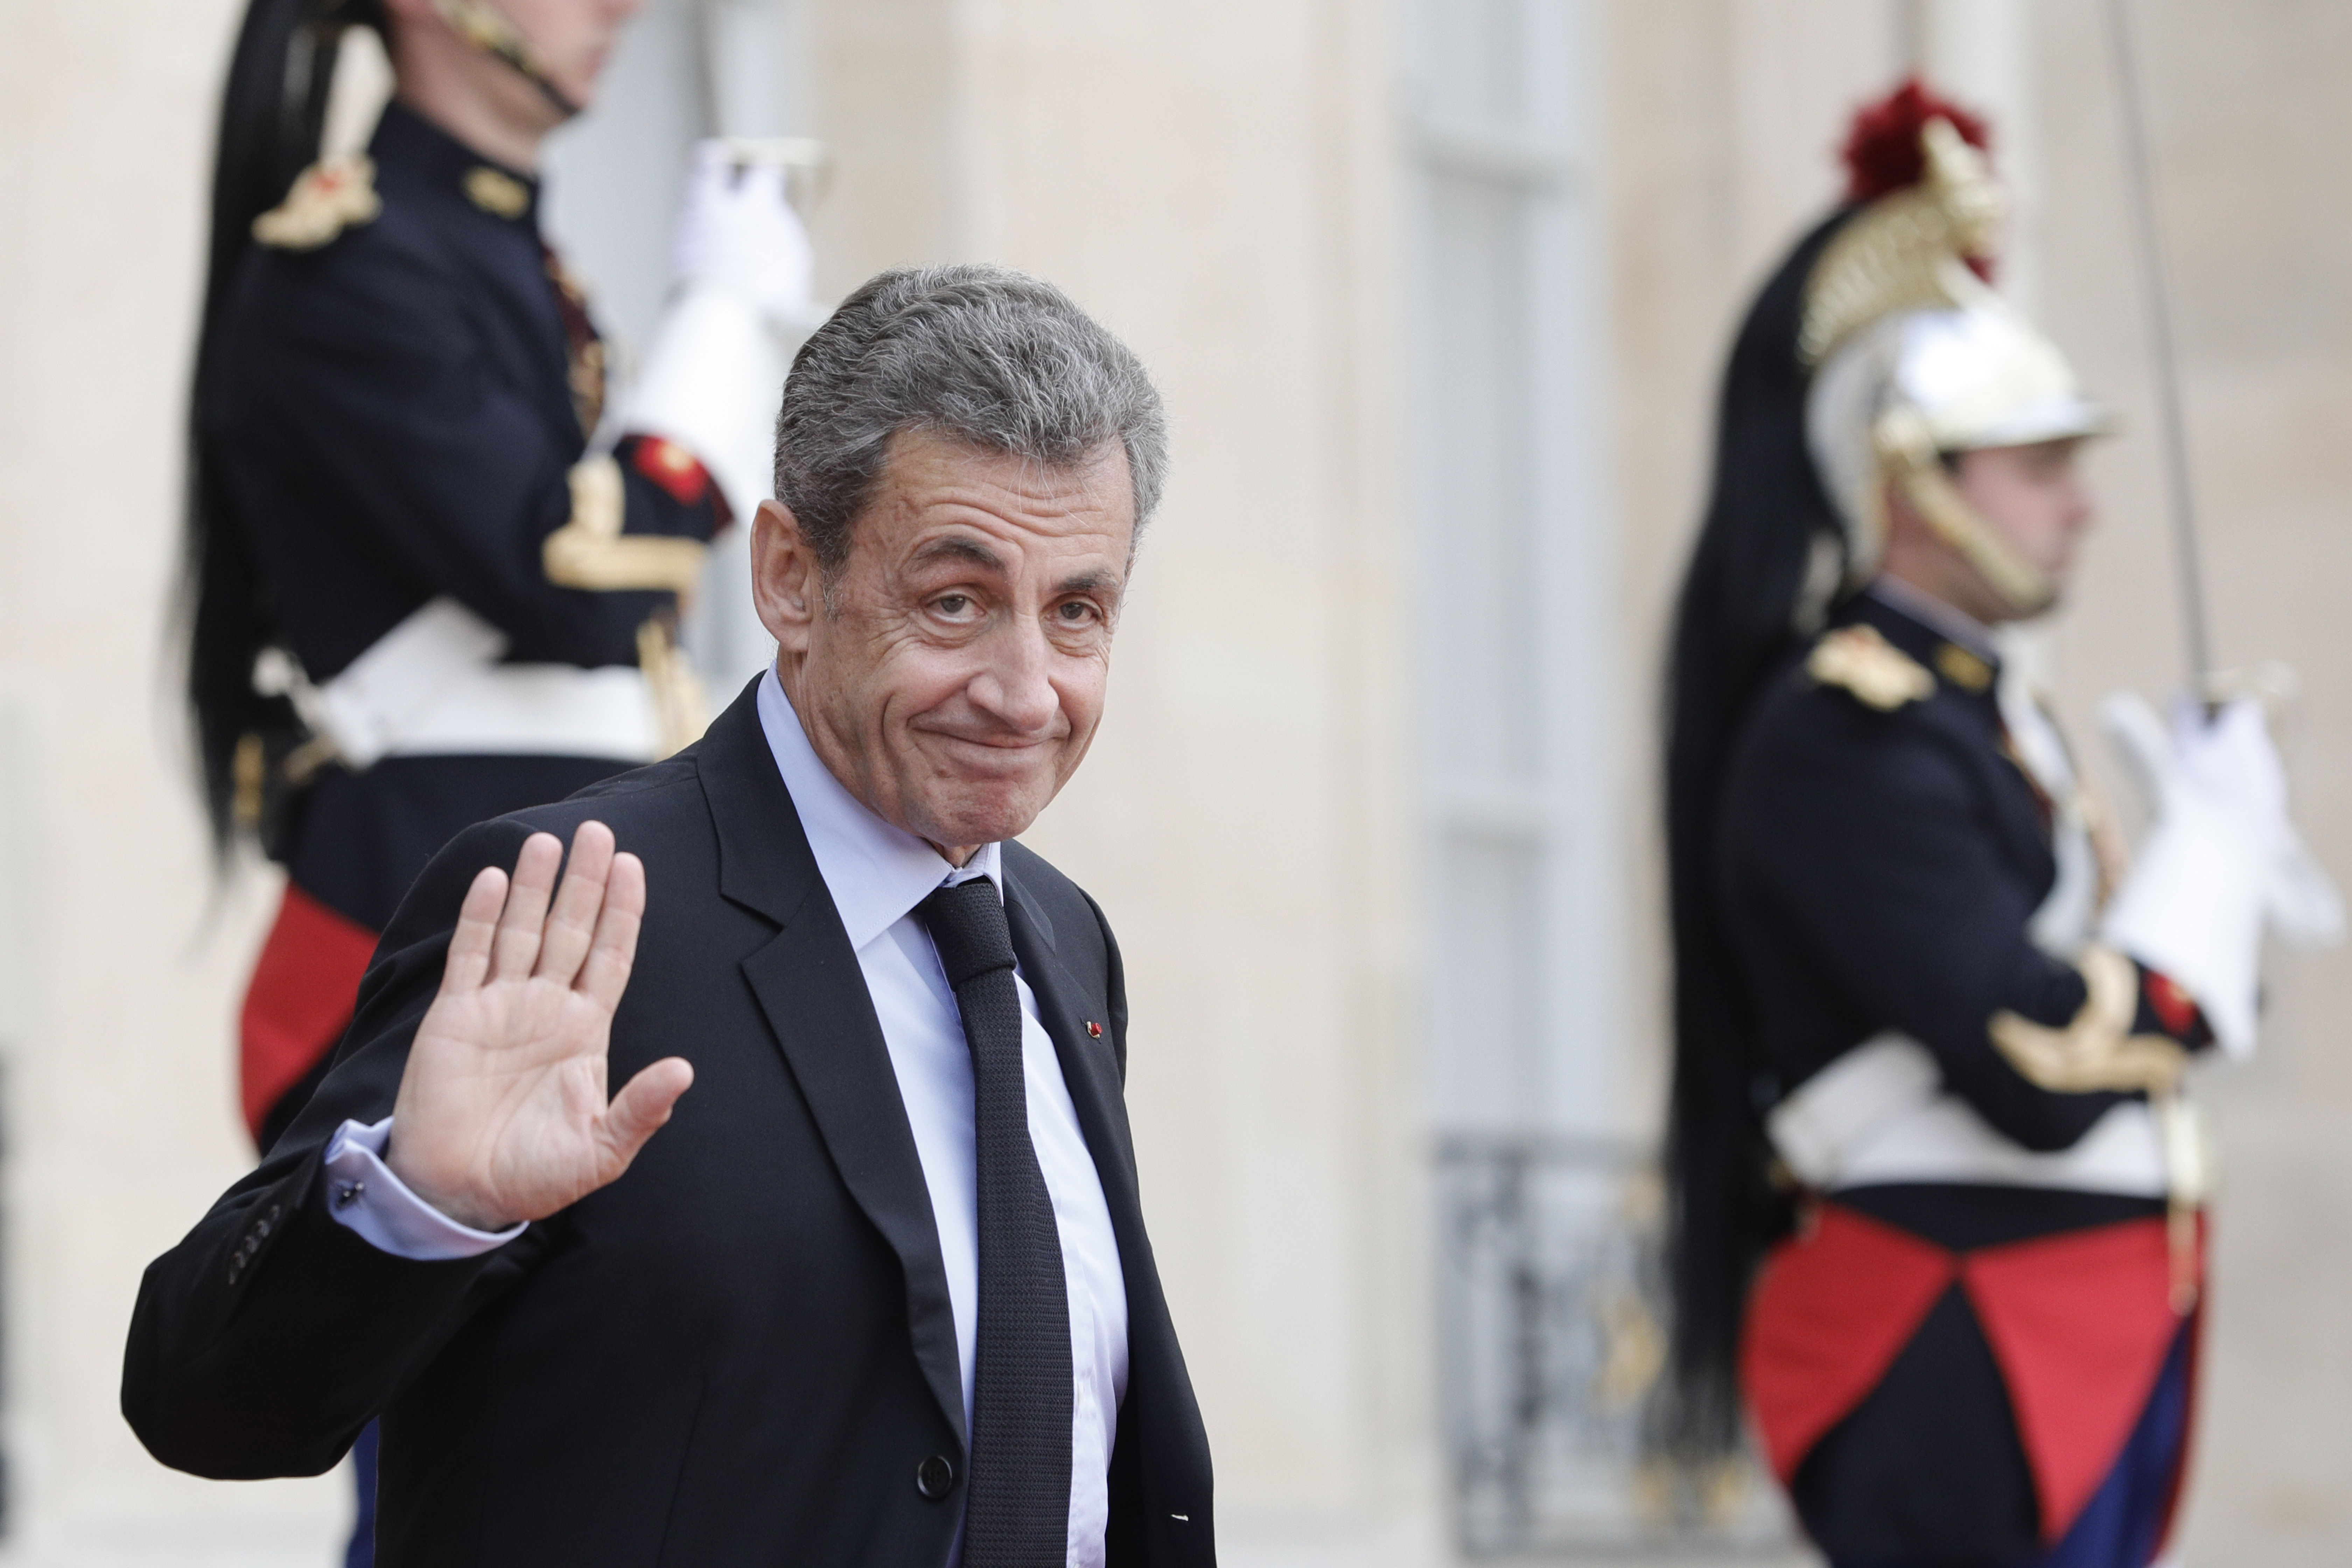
[125,266,1215,1568]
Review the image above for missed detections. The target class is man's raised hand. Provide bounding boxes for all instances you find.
[385,822,692,1232]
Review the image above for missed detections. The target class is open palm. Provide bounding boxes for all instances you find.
[385,821,694,1232]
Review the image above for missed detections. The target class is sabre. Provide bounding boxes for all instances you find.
[2102,0,2217,697]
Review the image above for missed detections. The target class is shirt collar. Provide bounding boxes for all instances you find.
[1864,573,2000,660]
[755,666,1001,951]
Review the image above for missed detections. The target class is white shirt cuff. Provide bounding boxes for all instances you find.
[322,1117,526,1260]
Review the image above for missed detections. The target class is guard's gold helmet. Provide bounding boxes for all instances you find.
[1801,118,2108,615]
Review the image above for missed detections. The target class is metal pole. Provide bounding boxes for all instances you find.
[1895,0,1929,78]
[2103,0,2216,692]
[692,0,727,138]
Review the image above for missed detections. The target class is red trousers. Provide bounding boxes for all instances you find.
[1743,1200,2200,1549]
[237,882,378,1142]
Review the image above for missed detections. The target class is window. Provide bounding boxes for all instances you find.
[1402,0,1621,1150]
[1402,4,1792,1550]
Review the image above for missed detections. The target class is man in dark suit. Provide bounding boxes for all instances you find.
[125,264,1215,1567]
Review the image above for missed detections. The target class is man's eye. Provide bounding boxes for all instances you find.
[1057,601,1098,623]
[935,594,972,616]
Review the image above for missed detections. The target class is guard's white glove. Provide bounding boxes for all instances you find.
[670,140,814,327]
[2098,692,2344,1058]
[620,142,825,533]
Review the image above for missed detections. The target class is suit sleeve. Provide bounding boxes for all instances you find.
[219,244,722,675]
[122,819,553,1479]
[1728,698,2190,1152]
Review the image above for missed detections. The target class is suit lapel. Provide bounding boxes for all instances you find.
[1003,874,1206,1537]
[696,682,967,1449]
[1001,877,1143,1250]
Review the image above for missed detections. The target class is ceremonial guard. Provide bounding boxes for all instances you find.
[189,0,808,1149]
[1660,83,2340,1566]
[185,2,809,1558]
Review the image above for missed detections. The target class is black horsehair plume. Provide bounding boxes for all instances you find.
[180,0,384,858]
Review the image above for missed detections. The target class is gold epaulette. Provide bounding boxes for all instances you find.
[543,455,709,600]
[1806,623,1934,711]
[252,154,382,251]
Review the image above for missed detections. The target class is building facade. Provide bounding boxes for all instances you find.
[0,0,2346,1562]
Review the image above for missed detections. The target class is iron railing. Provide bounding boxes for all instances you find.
[1434,1133,1786,1557]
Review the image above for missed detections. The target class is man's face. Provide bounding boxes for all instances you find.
[753,429,1135,861]
[1951,437,2097,598]
[499,0,640,110]
[391,0,639,127]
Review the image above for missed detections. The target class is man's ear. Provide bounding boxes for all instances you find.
[750,499,820,652]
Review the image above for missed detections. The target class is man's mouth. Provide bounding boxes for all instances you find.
[924,731,1056,774]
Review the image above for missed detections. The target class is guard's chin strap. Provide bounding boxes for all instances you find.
[430,0,581,119]
[1871,406,2057,617]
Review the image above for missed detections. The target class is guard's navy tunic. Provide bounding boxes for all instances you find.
[1720,594,2126,1146]
[1717,591,2205,1565]
[204,101,725,1144]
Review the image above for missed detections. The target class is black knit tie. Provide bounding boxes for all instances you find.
[917,876,1072,1566]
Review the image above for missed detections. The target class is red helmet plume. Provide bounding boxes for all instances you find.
[1840,75,1993,203]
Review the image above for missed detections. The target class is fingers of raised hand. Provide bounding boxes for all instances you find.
[534,822,618,987]
[575,850,646,1012]
[489,833,565,980]
[444,864,510,992]
[601,1056,694,1169]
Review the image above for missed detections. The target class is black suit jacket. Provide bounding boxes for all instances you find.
[124,680,1215,1566]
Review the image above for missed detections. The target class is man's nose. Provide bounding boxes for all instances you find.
[966,617,1060,733]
